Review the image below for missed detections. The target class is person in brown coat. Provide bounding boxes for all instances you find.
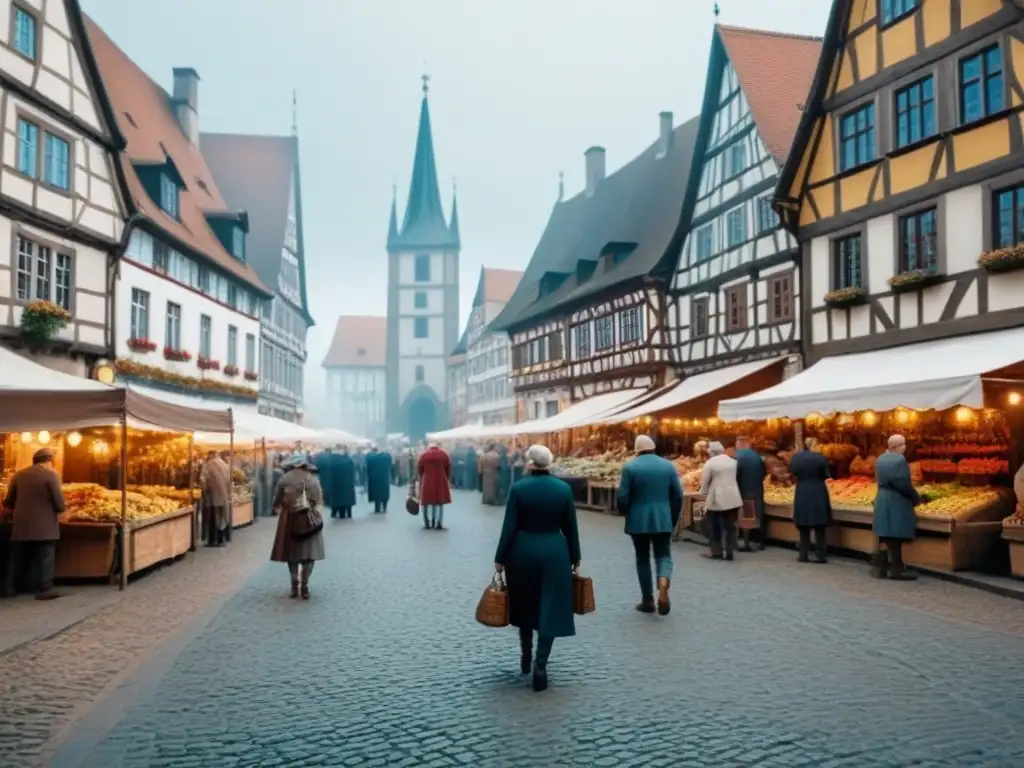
[270,457,326,599]
[200,450,232,547]
[2,448,65,600]
[480,445,502,506]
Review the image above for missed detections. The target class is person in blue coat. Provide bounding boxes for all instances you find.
[616,434,683,616]
[330,447,357,519]
[365,447,392,514]
[789,439,832,564]
[494,444,581,693]
[313,448,336,515]
[464,446,479,490]
[497,445,511,502]
[871,434,920,581]
[734,436,767,551]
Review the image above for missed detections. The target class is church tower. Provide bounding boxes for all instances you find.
[386,76,461,439]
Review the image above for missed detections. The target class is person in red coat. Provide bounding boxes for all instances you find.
[417,443,452,530]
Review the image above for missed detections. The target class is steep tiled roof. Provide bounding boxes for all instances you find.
[475,267,523,306]
[717,25,822,164]
[84,16,270,296]
[323,316,387,368]
[490,115,701,332]
[200,132,313,323]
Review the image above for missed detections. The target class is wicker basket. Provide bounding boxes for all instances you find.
[475,572,509,627]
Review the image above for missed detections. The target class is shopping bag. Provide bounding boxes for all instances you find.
[572,572,596,615]
[737,499,759,530]
[475,571,510,628]
[406,482,420,516]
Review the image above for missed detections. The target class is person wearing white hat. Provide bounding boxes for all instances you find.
[616,434,683,615]
[698,441,743,560]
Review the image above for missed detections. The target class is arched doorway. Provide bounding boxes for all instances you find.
[406,396,437,440]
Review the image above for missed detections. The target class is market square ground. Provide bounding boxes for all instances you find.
[1,490,1022,768]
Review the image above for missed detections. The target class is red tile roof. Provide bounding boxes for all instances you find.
[717,25,823,164]
[323,316,387,368]
[84,16,270,295]
[482,268,523,304]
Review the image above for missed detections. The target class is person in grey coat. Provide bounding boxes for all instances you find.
[616,435,683,615]
[789,438,832,564]
[734,436,766,551]
[699,441,743,561]
[871,434,920,581]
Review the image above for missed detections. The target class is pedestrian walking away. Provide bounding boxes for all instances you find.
[699,441,743,561]
[734,436,767,551]
[270,456,326,599]
[328,446,357,519]
[494,445,581,693]
[481,444,501,506]
[2,447,65,600]
[790,438,832,564]
[617,434,682,615]
[871,434,920,581]
[200,450,232,548]
[417,442,452,529]
[364,446,392,513]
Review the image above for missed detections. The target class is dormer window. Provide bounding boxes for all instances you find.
[231,225,245,261]
[159,173,179,219]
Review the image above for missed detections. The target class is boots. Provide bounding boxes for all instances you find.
[813,527,828,564]
[533,636,552,692]
[657,577,671,616]
[870,548,889,579]
[519,629,533,675]
[300,564,311,599]
[888,542,917,581]
[289,577,299,599]
[797,528,810,562]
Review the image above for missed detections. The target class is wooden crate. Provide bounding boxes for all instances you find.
[55,521,117,581]
[128,507,193,575]
[232,498,254,529]
[1002,526,1024,578]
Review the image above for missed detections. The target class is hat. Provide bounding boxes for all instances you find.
[32,447,54,463]
[283,451,312,471]
[634,435,656,453]
[526,444,553,468]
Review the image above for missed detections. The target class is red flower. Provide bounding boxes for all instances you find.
[163,347,192,362]
[243,370,259,382]
[197,356,221,371]
[127,337,157,352]
[223,364,240,377]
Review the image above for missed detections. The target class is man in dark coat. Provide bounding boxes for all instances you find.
[465,445,479,490]
[789,439,831,564]
[616,435,683,615]
[450,445,465,490]
[365,447,392,513]
[330,446,357,519]
[871,434,920,581]
[314,448,337,516]
[2,448,65,599]
[734,436,767,551]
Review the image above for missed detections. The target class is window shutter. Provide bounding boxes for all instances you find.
[512,344,522,370]
[549,330,563,360]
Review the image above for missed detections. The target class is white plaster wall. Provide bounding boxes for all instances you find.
[398,357,445,404]
[399,287,444,313]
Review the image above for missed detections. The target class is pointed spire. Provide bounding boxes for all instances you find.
[291,90,298,137]
[387,180,399,249]
[448,177,460,249]
[558,171,564,202]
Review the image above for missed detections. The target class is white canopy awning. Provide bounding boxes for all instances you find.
[427,423,484,441]
[598,357,787,425]
[0,346,110,391]
[718,327,1024,421]
[495,389,647,436]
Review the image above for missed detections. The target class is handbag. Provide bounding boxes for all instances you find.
[406,481,420,516]
[572,571,596,615]
[290,483,323,540]
[737,499,759,530]
[474,571,509,627]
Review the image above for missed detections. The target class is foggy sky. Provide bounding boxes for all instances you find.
[82,0,831,418]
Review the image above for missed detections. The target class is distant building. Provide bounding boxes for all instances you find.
[446,332,468,429]
[385,77,460,439]
[322,315,387,443]
[462,267,522,425]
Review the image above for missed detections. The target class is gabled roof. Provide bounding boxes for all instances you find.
[716,25,823,165]
[322,316,386,368]
[200,132,314,324]
[84,16,270,296]
[490,115,701,333]
[472,267,523,307]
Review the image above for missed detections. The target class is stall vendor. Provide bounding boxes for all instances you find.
[734,436,766,552]
[871,434,920,581]
[2,448,64,600]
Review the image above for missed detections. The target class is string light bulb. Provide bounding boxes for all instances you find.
[67,432,82,447]
[1008,391,1022,407]
[20,432,32,443]
[37,430,50,444]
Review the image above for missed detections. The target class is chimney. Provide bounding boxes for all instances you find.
[584,146,606,196]
[658,111,674,158]
[171,67,200,146]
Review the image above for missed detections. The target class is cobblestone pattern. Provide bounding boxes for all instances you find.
[0,521,276,768]
[43,493,1024,766]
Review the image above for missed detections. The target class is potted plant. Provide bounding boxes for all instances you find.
[887,267,942,293]
[126,337,157,353]
[163,347,192,362]
[823,286,867,308]
[978,244,1024,273]
[244,370,259,382]
[197,356,221,371]
[223,364,240,377]
[20,301,72,348]
[115,358,259,401]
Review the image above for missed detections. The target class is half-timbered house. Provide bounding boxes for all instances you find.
[667,25,821,377]
[0,0,126,378]
[489,113,700,422]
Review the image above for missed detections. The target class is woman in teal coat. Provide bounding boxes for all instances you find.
[494,445,581,693]
[872,435,920,581]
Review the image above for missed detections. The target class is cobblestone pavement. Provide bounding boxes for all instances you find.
[26,491,1024,766]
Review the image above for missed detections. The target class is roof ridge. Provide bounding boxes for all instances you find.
[202,131,295,142]
[716,23,823,43]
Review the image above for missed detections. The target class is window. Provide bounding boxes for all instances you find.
[245,333,256,372]
[898,207,939,272]
[757,197,778,234]
[414,291,427,309]
[726,208,746,247]
[619,307,642,344]
[199,315,212,358]
[728,141,746,176]
[414,317,428,338]
[993,183,1024,249]
[839,103,876,172]
[833,235,863,289]
[594,315,613,351]
[691,297,709,338]
[227,283,238,309]
[881,0,918,25]
[13,5,36,60]
[14,235,71,310]
[165,302,182,350]
[574,325,590,359]
[17,119,37,178]
[130,288,149,340]
[43,134,70,190]
[767,274,794,323]
[227,326,238,366]
[231,226,245,260]
[415,365,424,383]
[546,401,559,418]
[414,253,431,282]
[725,286,747,331]
[159,173,179,218]
[894,76,936,149]
[960,46,1004,125]
[696,225,713,261]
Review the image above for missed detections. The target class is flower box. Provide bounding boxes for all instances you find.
[163,347,192,362]
[197,356,221,371]
[823,286,867,308]
[978,244,1024,273]
[223,364,240,377]
[127,337,157,353]
[20,300,72,347]
[115,358,259,401]
[887,268,943,293]
[243,370,259,382]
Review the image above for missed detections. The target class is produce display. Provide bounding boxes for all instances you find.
[128,484,191,503]
[552,454,625,482]
[917,442,1008,457]
[62,483,180,523]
